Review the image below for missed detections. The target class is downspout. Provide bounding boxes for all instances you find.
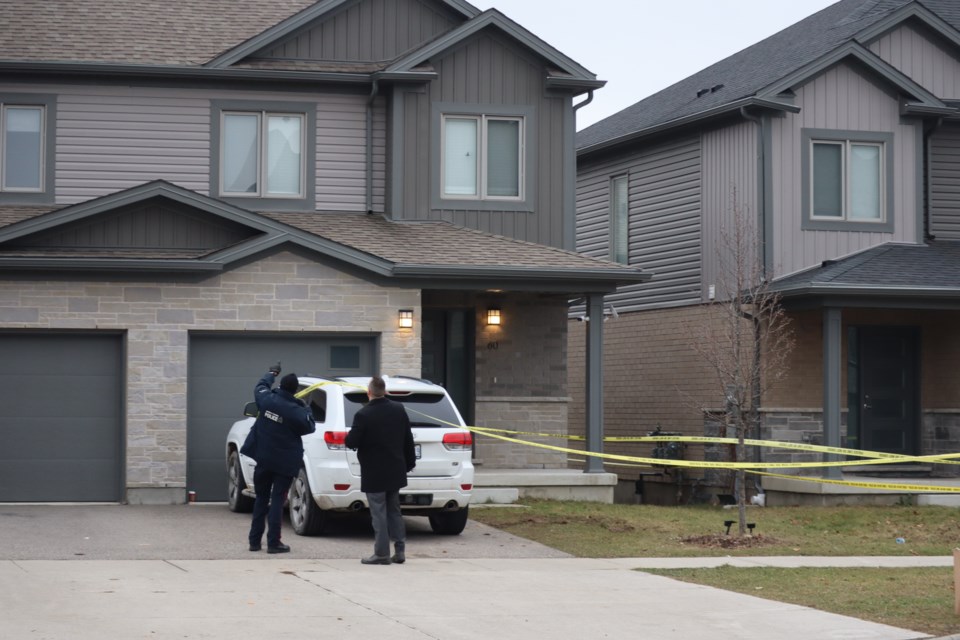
[739,105,766,496]
[366,79,380,215]
[923,117,943,241]
[573,89,594,114]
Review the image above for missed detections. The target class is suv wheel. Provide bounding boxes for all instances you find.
[227,451,254,513]
[428,506,469,535]
[289,468,328,536]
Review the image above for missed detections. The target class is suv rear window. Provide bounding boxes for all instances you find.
[344,392,461,428]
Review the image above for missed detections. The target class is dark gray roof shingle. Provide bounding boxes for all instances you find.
[577,0,960,151]
[771,241,960,296]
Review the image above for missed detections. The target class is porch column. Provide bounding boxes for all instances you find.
[585,293,605,473]
[822,306,842,480]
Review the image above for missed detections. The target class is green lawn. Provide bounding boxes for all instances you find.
[470,500,960,636]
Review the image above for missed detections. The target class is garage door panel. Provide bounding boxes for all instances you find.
[0,458,120,502]
[0,333,122,502]
[187,334,375,501]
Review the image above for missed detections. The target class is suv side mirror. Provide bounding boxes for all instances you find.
[243,401,259,418]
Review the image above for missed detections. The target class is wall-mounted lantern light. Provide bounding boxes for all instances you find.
[398,309,414,329]
[486,307,501,326]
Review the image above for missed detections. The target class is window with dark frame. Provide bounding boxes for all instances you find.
[441,114,523,201]
[221,111,305,198]
[610,174,629,265]
[1,104,44,193]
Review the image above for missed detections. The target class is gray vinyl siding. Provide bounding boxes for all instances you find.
[868,22,960,100]
[930,124,960,240]
[576,136,702,311]
[702,121,759,303]
[394,31,567,248]
[261,0,461,62]
[23,83,382,212]
[57,92,210,203]
[768,62,919,279]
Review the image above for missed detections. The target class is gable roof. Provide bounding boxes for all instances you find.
[384,9,603,87]
[577,0,960,155]
[0,182,646,292]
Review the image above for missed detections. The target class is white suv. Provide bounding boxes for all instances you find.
[226,375,474,535]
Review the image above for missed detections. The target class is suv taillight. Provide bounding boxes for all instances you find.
[324,431,348,450]
[442,431,472,451]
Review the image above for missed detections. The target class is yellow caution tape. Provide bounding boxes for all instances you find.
[750,471,960,493]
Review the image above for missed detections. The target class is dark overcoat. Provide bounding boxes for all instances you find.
[344,396,416,493]
[241,372,316,478]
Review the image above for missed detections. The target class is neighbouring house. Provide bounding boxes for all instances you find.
[0,0,646,504]
[571,0,960,505]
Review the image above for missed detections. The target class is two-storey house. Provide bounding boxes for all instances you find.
[0,0,645,504]
[573,0,960,504]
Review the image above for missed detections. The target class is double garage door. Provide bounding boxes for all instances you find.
[0,332,374,503]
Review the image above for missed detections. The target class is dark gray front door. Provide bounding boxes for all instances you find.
[422,309,474,425]
[858,327,919,455]
[0,332,123,501]
[187,333,376,502]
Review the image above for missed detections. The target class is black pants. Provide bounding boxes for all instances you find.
[248,467,293,548]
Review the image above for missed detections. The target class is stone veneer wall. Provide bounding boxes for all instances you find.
[473,397,569,468]
[923,410,960,477]
[0,250,420,494]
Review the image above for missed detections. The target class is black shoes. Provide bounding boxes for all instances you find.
[361,554,391,565]
[391,552,405,564]
[249,543,261,552]
[267,543,291,554]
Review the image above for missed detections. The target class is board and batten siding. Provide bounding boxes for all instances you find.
[261,0,461,63]
[31,83,384,211]
[394,31,569,248]
[701,121,759,303]
[769,62,920,278]
[576,136,702,311]
[868,22,960,100]
[930,124,960,240]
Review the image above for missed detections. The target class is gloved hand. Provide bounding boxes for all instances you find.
[268,361,281,376]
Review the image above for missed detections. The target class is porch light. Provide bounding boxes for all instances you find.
[486,307,501,326]
[398,309,414,329]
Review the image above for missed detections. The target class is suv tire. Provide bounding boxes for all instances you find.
[227,451,254,513]
[428,506,469,535]
[289,467,329,536]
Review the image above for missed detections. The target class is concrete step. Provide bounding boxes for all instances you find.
[472,468,617,504]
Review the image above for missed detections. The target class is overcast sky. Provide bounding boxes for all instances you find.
[469,0,839,130]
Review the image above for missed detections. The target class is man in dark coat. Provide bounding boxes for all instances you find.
[243,365,315,553]
[344,375,417,565]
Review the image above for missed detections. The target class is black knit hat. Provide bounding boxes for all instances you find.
[280,373,299,393]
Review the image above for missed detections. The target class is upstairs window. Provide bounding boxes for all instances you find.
[221,111,304,198]
[609,175,629,264]
[802,129,893,232]
[441,114,523,200]
[2,104,44,193]
[812,140,883,221]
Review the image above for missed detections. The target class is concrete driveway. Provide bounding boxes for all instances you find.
[0,503,569,561]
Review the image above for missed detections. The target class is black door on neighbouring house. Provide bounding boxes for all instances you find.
[853,326,919,455]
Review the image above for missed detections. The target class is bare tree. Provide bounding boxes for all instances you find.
[688,190,794,535]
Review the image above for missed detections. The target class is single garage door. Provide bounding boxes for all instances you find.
[187,333,376,501]
[0,332,123,502]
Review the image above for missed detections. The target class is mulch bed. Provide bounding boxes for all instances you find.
[680,533,780,549]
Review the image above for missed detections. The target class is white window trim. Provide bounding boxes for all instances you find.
[440,113,524,202]
[1,104,45,194]
[810,138,886,223]
[220,110,306,199]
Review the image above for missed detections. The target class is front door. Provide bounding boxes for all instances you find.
[856,326,919,455]
[422,309,475,425]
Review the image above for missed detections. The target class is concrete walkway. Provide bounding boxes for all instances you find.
[0,556,946,640]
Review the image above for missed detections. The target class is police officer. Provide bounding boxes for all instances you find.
[241,363,315,553]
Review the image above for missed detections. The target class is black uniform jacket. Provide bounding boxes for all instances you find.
[243,372,316,478]
[344,395,416,493]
